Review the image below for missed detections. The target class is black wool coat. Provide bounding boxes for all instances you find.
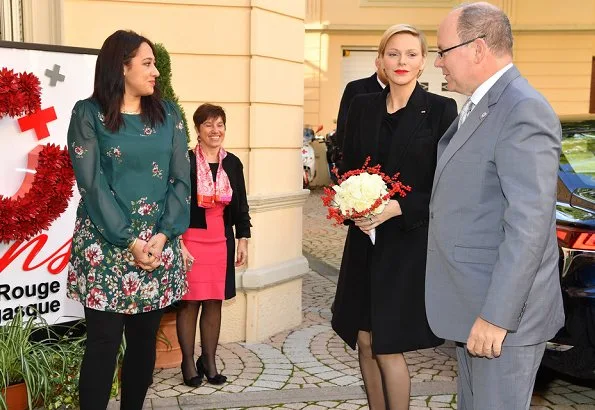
[188,150,251,300]
[331,83,458,354]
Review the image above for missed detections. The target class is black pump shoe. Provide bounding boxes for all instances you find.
[196,356,227,385]
[181,365,203,387]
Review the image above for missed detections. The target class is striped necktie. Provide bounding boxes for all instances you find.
[457,99,475,129]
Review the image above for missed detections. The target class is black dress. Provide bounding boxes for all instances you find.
[331,83,458,354]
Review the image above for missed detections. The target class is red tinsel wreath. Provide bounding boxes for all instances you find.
[0,67,42,119]
[0,144,75,243]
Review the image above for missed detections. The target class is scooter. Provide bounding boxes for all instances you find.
[302,125,324,188]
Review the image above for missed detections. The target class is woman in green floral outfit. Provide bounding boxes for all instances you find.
[67,30,190,410]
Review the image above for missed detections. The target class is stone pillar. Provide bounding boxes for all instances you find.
[242,0,309,342]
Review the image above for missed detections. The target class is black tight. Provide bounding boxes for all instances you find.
[79,307,164,410]
[176,300,223,378]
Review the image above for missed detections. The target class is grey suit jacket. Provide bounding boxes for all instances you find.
[425,66,565,346]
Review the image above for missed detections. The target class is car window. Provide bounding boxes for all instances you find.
[560,122,595,187]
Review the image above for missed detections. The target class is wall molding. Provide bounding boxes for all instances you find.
[240,256,309,290]
[248,189,310,213]
[360,0,457,7]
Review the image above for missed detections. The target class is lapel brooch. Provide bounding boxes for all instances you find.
[480,112,487,120]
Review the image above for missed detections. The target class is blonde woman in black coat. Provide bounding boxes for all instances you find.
[331,24,457,410]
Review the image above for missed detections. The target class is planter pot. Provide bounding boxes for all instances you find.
[154,311,182,369]
[2,382,27,410]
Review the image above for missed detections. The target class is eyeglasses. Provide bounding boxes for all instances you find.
[436,35,486,59]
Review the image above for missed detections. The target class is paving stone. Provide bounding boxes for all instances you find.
[429,395,454,403]
[253,380,286,389]
[155,389,181,398]
[543,394,575,405]
[263,368,293,376]
[336,404,361,410]
[563,392,595,404]
[284,404,308,410]
[329,375,360,386]
[242,386,272,392]
[258,373,291,382]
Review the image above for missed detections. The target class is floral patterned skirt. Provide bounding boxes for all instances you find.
[67,215,187,314]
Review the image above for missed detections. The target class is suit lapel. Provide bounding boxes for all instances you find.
[386,83,429,174]
[431,66,522,197]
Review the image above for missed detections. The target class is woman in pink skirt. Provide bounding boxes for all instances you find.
[177,103,251,387]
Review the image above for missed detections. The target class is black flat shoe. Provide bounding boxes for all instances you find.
[196,356,227,385]
[181,365,203,387]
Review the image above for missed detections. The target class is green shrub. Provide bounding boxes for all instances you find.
[154,42,191,144]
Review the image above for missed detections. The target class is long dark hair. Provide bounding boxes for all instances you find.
[92,30,165,132]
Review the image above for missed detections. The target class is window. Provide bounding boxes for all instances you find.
[0,0,24,41]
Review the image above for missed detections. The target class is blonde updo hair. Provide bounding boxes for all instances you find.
[377,24,428,78]
[378,24,428,58]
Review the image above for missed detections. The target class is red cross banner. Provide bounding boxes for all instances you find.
[0,41,98,326]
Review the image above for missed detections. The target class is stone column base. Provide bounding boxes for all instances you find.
[202,256,309,344]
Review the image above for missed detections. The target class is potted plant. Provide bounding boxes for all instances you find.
[154,305,181,368]
[0,311,62,410]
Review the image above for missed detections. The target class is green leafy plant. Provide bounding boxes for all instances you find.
[0,311,63,410]
[154,42,191,144]
[44,325,126,409]
[45,332,85,410]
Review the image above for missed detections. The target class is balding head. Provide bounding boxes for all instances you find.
[456,2,513,58]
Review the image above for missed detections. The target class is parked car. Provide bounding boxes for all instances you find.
[541,114,595,379]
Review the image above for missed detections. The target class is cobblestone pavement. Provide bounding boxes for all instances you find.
[109,188,595,409]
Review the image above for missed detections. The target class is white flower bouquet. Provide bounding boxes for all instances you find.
[322,157,410,244]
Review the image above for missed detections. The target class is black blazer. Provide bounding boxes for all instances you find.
[335,73,384,151]
[332,83,458,353]
[188,149,251,299]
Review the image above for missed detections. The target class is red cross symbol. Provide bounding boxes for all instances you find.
[17,107,57,140]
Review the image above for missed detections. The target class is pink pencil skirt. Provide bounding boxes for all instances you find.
[182,204,227,301]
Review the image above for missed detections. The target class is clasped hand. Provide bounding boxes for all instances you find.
[466,317,508,359]
[353,199,402,234]
[129,233,168,272]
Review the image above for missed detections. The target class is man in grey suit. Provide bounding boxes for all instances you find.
[426,3,565,409]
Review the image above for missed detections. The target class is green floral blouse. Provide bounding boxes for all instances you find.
[66,98,191,314]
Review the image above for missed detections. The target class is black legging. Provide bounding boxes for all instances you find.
[79,307,164,410]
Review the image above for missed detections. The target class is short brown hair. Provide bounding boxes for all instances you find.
[193,103,226,128]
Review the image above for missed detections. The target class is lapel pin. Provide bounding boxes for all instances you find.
[480,112,487,119]
[421,110,426,114]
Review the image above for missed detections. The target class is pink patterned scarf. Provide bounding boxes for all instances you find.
[195,144,233,208]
